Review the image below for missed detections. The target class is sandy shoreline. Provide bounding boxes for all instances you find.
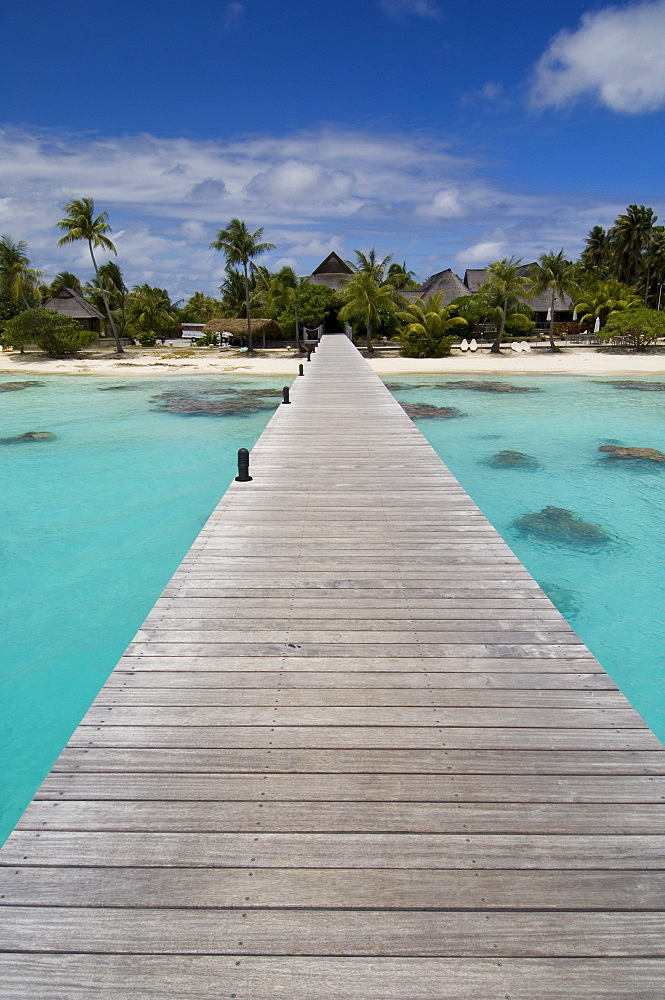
[2,345,665,378]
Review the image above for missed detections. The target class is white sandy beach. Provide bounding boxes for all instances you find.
[2,345,665,378]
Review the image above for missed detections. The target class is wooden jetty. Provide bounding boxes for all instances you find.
[1,333,664,997]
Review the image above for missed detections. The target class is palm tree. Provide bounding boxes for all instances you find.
[98,262,128,337]
[387,262,420,290]
[348,248,393,283]
[397,294,467,357]
[580,226,613,277]
[574,279,641,330]
[481,257,532,353]
[643,228,665,308]
[0,236,41,308]
[49,271,83,295]
[611,204,657,286]
[338,271,402,354]
[210,219,275,352]
[126,284,178,340]
[56,197,123,353]
[260,266,307,346]
[530,250,577,351]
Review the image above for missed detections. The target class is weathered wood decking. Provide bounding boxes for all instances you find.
[1,333,664,998]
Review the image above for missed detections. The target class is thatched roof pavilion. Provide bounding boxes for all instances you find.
[202,318,281,337]
[402,268,471,306]
[463,264,574,315]
[41,287,104,332]
[308,252,353,291]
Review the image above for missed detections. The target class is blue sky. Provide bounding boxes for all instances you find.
[1,0,665,298]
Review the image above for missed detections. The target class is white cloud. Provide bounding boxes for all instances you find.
[0,124,657,297]
[418,186,467,218]
[380,0,440,17]
[532,1,665,113]
[274,257,298,271]
[455,239,506,267]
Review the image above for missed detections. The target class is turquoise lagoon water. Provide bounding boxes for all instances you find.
[0,375,282,845]
[385,374,665,742]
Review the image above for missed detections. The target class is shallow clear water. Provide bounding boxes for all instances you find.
[384,374,665,742]
[0,375,281,844]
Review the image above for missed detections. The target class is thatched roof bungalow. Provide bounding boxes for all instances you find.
[308,252,353,291]
[41,287,104,332]
[463,264,574,322]
[202,318,281,338]
[402,268,471,306]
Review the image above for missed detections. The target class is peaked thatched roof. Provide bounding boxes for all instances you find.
[311,252,352,276]
[463,264,574,312]
[202,318,281,336]
[418,268,471,305]
[308,251,353,291]
[41,287,104,320]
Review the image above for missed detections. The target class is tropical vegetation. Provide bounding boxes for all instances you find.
[530,250,577,351]
[56,197,124,354]
[397,294,467,357]
[210,219,275,352]
[599,308,665,351]
[3,308,97,355]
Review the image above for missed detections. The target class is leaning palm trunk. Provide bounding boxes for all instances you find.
[366,318,373,354]
[243,261,253,352]
[549,289,556,351]
[490,301,507,353]
[89,241,122,354]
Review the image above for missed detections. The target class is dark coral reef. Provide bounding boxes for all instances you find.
[515,506,610,547]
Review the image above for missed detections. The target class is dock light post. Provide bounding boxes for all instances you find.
[307,349,312,361]
[235,448,252,482]
[298,364,304,376]
[282,386,291,404]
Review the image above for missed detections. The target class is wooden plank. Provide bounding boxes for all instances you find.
[105,669,616,689]
[0,955,663,1000]
[96,687,629,707]
[35,772,665,803]
[1,906,664,956]
[81,703,645,727]
[51,746,665,774]
[3,831,664,869]
[2,866,663,910]
[17,799,665,834]
[69,725,660,750]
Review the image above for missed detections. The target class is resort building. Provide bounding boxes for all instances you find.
[307,253,574,329]
[40,286,104,333]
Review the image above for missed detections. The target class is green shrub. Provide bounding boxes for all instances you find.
[2,309,97,355]
[601,307,665,351]
[136,330,157,347]
[194,331,219,346]
[398,330,454,358]
[504,313,536,336]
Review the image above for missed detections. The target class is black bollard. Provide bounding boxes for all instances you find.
[307,349,312,362]
[282,386,291,404]
[235,447,252,482]
[298,364,304,376]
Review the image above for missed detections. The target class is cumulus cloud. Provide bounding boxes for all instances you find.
[455,239,506,267]
[532,1,665,113]
[0,124,647,297]
[417,186,467,218]
[380,0,440,17]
